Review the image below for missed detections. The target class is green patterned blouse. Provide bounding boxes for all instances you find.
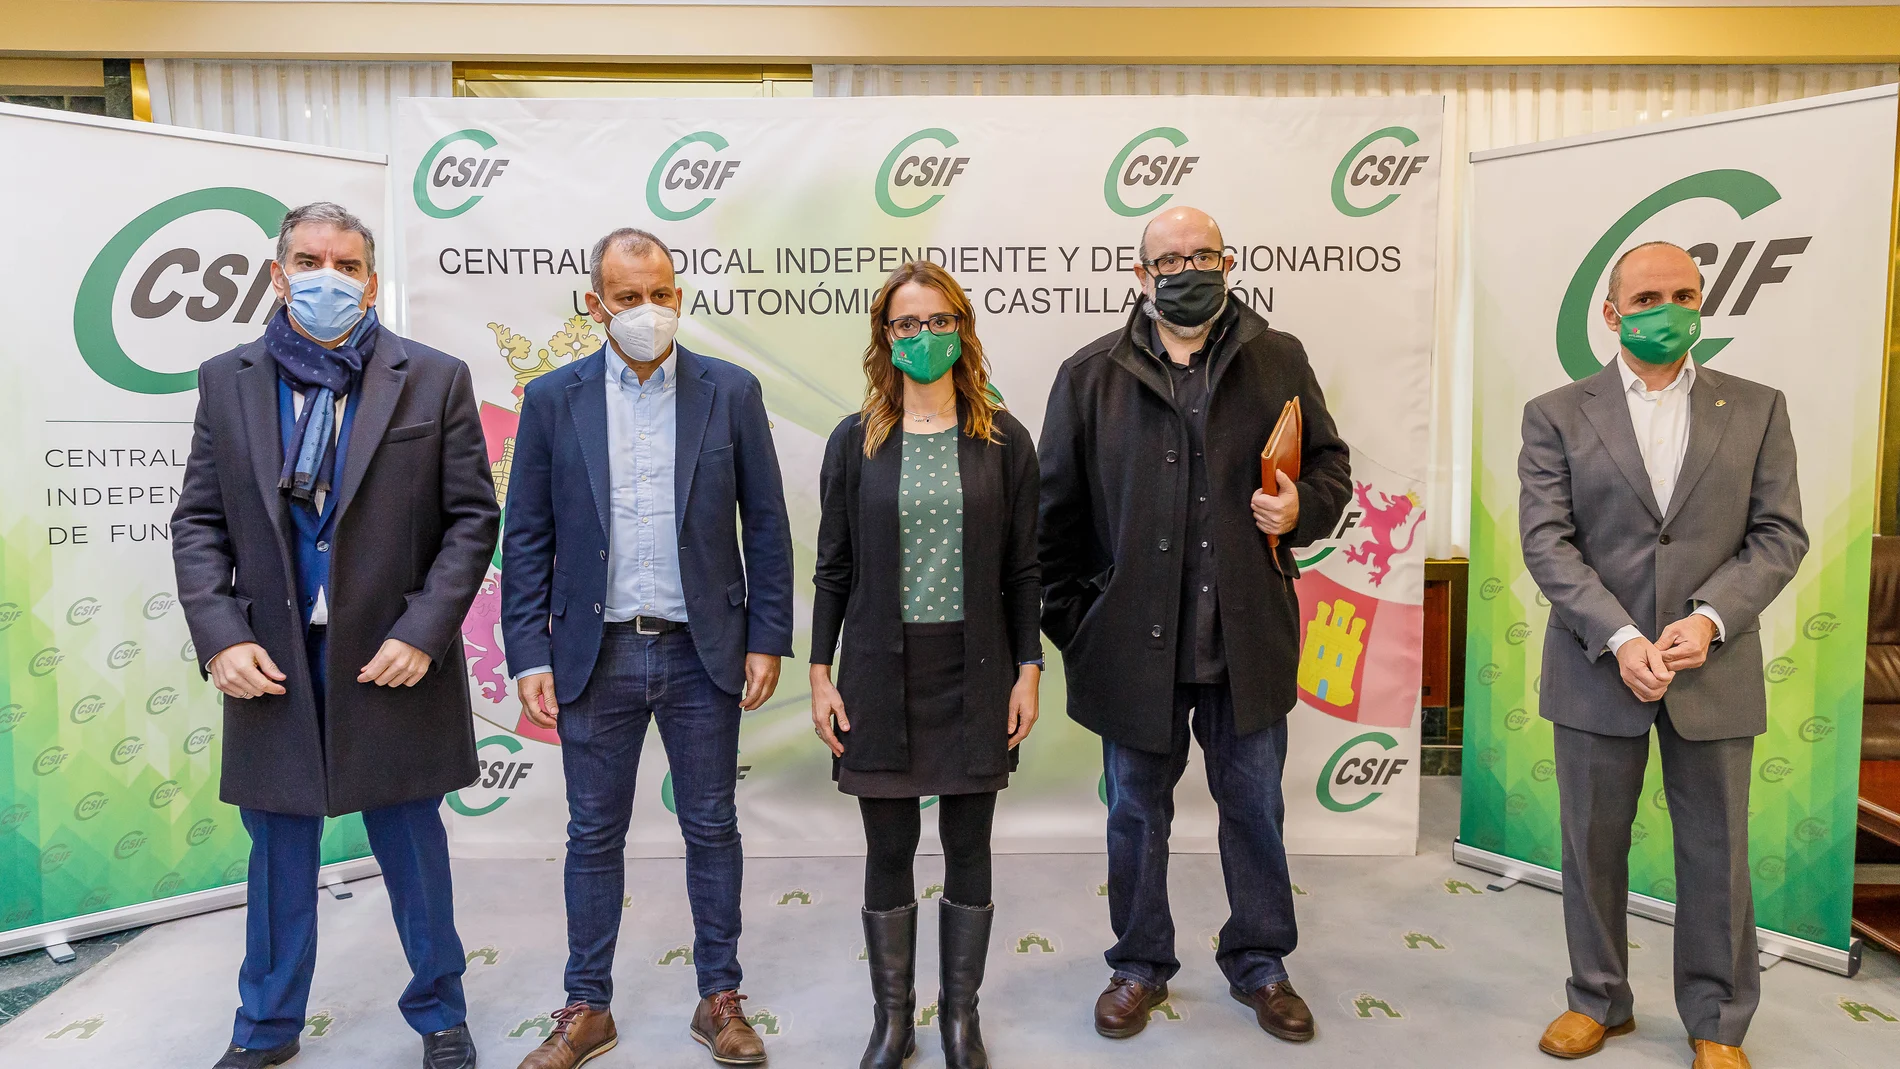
[899,426,965,623]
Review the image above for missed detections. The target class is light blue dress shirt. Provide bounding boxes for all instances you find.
[516,346,688,681]
[603,348,689,623]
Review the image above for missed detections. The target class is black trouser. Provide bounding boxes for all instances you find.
[859,793,997,911]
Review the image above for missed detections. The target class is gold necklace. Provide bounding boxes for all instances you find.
[904,400,955,422]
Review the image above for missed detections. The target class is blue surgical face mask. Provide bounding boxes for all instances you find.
[286,267,368,343]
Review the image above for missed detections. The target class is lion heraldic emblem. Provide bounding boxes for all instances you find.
[1342,482,1423,587]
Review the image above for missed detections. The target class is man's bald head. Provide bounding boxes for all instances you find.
[1140,207,1225,264]
[1606,241,1704,309]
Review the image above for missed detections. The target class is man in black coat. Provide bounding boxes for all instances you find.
[1039,206,1351,1045]
[171,202,499,1069]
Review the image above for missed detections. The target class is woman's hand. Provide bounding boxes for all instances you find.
[810,664,850,757]
[1007,663,1041,748]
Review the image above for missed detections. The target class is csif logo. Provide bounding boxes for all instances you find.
[35,746,70,775]
[154,872,185,897]
[107,640,142,669]
[448,735,534,817]
[187,817,219,846]
[1104,127,1198,217]
[149,779,183,808]
[1504,707,1531,731]
[1532,758,1556,782]
[1316,732,1409,813]
[414,128,508,219]
[1803,612,1842,639]
[1800,716,1835,743]
[0,601,21,630]
[1758,756,1796,784]
[1331,127,1428,217]
[143,591,177,620]
[75,186,290,395]
[1764,656,1798,684]
[74,791,110,821]
[114,830,148,859]
[647,131,739,222]
[41,842,73,874]
[181,638,198,664]
[111,736,146,765]
[876,128,967,218]
[1478,577,1504,601]
[71,694,107,723]
[147,687,181,715]
[0,803,29,831]
[185,726,215,755]
[0,703,24,733]
[67,597,103,625]
[1555,170,1809,382]
[30,647,64,676]
[1505,621,1532,645]
[1476,663,1502,686]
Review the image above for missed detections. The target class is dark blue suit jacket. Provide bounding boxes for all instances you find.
[500,342,795,701]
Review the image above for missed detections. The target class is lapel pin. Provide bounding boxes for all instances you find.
[1715,399,1726,407]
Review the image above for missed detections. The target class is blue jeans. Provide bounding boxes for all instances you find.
[558,626,744,1004]
[1102,681,1297,993]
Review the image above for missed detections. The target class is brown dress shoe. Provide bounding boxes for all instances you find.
[691,990,766,1065]
[1093,977,1169,1039]
[517,1004,617,1069]
[1230,981,1316,1042]
[1538,1010,1634,1058]
[1691,1039,1751,1069]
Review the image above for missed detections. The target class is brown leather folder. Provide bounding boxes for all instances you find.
[1260,398,1302,553]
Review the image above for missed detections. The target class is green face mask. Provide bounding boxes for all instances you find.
[890,329,962,384]
[1617,302,1701,365]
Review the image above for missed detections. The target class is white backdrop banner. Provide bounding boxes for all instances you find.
[0,105,387,946]
[396,95,1441,857]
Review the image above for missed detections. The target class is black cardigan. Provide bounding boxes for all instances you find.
[810,406,1043,776]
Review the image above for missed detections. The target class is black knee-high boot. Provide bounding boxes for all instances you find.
[861,903,918,1069]
[938,900,993,1069]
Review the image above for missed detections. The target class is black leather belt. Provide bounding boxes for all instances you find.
[608,615,687,636]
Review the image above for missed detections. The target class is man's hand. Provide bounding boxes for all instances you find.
[810,664,849,756]
[742,653,782,711]
[208,642,287,700]
[1657,614,1718,672]
[1614,636,1675,703]
[518,673,560,729]
[1007,664,1041,749]
[359,639,431,687]
[1252,470,1300,538]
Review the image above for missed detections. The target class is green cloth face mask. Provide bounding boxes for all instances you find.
[891,330,962,384]
[1617,302,1701,365]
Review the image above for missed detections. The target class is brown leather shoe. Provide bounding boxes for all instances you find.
[516,1004,617,1069]
[1093,977,1169,1039]
[1691,1039,1751,1069]
[1230,981,1315,1042]
[691,990,766,1065]
[1538,1010,1634,1058]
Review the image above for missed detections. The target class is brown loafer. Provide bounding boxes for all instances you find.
[691,990,766,1065]
[516,1004,617,1069]
[1538,1010,1634,1058]
[1691,1039,1751,1069]
[1093,977,1169,1039]
[1230,980,1315,1042]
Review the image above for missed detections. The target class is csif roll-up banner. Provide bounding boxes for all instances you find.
[1461,85,1896,975]
[0,104,388,955]
[399,95,1442,859]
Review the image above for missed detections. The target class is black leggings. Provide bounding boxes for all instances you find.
[859,793,997,912]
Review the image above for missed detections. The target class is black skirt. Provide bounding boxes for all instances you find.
[836,621,1012,798]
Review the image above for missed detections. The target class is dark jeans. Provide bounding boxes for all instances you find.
[558,625,744,1004]
[1102,681,1296,993]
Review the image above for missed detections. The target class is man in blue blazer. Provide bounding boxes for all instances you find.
[501,228,794,1069]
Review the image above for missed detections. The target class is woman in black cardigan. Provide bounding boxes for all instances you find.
[810,260,1042,1069]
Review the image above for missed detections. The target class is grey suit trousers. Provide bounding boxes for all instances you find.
[1554,707,1758,1046]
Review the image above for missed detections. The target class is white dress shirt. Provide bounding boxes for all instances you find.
[1605,355,1724,654]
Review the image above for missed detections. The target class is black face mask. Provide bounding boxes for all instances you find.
[1152,267,1227,328]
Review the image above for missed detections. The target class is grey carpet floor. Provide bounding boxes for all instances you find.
[2,778,1897,1068]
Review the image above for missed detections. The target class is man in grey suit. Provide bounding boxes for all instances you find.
[1519,241,1806,1069]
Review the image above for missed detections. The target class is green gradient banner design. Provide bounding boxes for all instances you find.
[1463,87,1895,950]
[399,95,1445,858]
[0,107,386,941]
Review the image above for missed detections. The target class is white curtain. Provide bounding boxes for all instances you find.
[146,59,452,156]
[815,64,1899,558]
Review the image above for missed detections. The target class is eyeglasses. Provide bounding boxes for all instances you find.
[1142,249,1225,276]
[887,313,962,339]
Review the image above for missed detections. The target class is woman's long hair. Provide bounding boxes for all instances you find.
[860,260,1002,457]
